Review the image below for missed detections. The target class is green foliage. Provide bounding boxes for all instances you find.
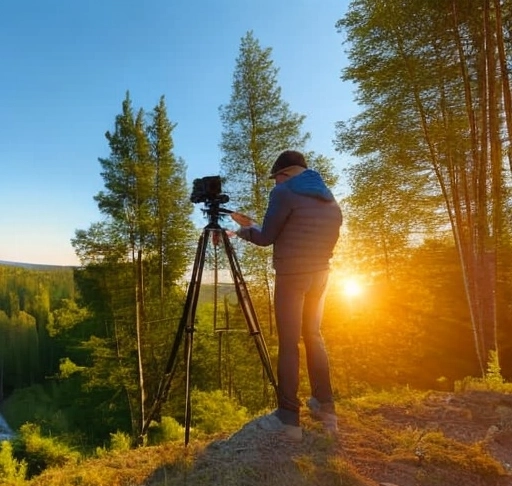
[147,416,184,445]
[190,389,250,435]
[0,440,27,484]
[48,299,90,337]
[389,428,505,477]
[108,431,132,452]
[0,264,77,393]
[326,236,480,392]
[93,431,133,459]
[342,157,445,273]
[414,432,506,476]
[58,357,85,379]
[71,92,195,438]
[349,387,428,411]
[485,350,504,386]
[455,350,512,393]
[335,0,512,375]
[0,382,117,451]
[219,30,310,215]
[11,423,80,478]
[1,385,54,431]
[183,301,277,413]
[0,265,75,317]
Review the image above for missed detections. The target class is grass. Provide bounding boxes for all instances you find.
[5,386,510,486]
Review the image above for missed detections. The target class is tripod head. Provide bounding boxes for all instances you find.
[201,204,233,226]
[200,201,234,226]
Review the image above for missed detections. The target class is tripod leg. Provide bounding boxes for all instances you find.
[184,320,194,445]
[220,229,278,394]
[140,227,209,440]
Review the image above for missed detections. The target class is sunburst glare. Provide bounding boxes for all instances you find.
[341,277,363,298]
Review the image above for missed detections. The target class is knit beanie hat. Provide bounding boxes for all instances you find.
[269,150,308,179]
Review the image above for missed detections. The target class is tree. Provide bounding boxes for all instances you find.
[335,0,512,374]
[220,31,310,217]
[147,96,194,310]
[72,93,193,437]
[219,31,339,336]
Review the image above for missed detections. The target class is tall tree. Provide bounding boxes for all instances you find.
[220,31,310,218]
[147,96,194,311]
[72,93,193,437]
[336,0,512,373]
[219,31,338,334]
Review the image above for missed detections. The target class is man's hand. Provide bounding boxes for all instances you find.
[231,212,256,227]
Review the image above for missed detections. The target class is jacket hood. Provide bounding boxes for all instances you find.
[284,169,335,202]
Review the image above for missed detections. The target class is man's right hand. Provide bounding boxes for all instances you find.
[231,212,256,227]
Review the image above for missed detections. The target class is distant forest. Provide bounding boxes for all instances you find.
[0,263,76,399]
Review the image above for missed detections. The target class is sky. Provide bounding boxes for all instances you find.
[0,0,357,266]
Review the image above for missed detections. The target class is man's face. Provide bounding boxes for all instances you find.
[274,172,290,184]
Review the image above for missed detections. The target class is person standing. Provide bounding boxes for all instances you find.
[231,150,342,440]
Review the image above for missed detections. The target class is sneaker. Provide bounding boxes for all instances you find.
[255,411,303,441]
[307,397,338,434]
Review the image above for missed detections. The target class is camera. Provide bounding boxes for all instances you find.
[190,176,229,205]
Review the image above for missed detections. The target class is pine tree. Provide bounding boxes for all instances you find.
[147,96,194,308]
[72,92,193,437]
[220,31,309,219]
[219,31,338,336]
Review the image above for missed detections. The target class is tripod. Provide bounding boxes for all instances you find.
[141,203,277,444]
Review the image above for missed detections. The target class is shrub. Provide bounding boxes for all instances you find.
[190,389,250,435]
[93,430,133,457]
[147,416,184,445]
[455,350,512,393]
[0,440,27,485]
[109,431,132,452]
[11,423,80,478]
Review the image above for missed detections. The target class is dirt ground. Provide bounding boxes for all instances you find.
[163,390,512,486]
[340,390,512,486]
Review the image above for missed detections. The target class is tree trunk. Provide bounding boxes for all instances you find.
[135,248,146,435]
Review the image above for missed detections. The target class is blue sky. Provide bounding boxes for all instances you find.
[0,0,356,266]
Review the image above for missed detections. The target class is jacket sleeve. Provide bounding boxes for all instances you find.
[237,186,291,246]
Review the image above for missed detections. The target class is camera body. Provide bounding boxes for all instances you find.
[190,176,229,205]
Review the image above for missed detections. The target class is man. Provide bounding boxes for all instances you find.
[231,150,342,440]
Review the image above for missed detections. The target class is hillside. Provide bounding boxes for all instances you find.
[28,389,512,486]
[0,260,75,271]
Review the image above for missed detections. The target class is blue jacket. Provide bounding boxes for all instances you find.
[237,169,342,275]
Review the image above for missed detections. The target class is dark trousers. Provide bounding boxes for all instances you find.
[274,269,334,426]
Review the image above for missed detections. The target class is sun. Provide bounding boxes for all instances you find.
[341,277,363,298]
